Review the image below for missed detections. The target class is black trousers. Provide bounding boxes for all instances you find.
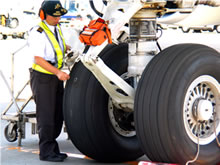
[30,69,64,158]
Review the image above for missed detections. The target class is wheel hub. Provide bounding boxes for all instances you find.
[194,99,213,121]
[108,97,136,137]
[108,73,136,137]
[184,75,220,145]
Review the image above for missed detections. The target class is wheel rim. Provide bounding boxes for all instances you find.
[7,130,17,141]
[108,98,135,137]
[183,75,220,145]
[108,73,136,137]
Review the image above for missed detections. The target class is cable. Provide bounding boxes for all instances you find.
[156,41,162,52]
[89,0,103,17]
[185,121,200,165]
[156,25,163,52]
[214,112,220,147]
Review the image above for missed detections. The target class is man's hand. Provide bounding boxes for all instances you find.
[66,44,71,52]
[34,56,70,81]
[56,70,70,81]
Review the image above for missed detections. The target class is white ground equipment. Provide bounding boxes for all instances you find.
[63,0,220,164]
[0,44,37,146]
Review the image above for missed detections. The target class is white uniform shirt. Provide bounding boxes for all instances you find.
[28,21,64,63]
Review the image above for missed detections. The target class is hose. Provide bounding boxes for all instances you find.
[89,0,103,17]
[89,0,108,17]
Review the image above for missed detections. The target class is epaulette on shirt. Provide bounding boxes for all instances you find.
[37,27,44,33]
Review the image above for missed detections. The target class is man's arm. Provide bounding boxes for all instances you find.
[34,56,70,81]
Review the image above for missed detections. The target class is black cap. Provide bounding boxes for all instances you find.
[41,0,68,17]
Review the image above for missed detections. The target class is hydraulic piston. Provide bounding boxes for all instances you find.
[128,9,158,77]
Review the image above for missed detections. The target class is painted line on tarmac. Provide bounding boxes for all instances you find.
[3,146,40,154]
[0,145,139,164]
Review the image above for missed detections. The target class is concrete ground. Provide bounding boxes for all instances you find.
[1,116,148,165]
[0,29,220,165]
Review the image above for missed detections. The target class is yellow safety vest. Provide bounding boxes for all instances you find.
[32,21,66,74]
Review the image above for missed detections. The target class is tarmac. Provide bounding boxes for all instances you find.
[1,29,220,165]
[1,116,148,165]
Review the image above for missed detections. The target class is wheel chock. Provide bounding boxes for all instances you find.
[138,161,179,165]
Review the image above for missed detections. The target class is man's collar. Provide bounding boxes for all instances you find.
[43,20,56,32]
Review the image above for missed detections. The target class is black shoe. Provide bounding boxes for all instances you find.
[40,155,64,162]
[57,153,68,159]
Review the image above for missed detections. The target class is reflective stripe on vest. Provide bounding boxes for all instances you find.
[32,21,66,74]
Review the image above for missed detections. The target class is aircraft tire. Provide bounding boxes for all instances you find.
[134,44,220,165]
[63,43,143,162]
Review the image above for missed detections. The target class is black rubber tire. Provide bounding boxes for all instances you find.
[134,44,220,165]
[63,43,143,162]
[3,35,7,40]
[4,123,17,142]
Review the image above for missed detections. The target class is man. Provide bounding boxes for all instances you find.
[28,0,70,162]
